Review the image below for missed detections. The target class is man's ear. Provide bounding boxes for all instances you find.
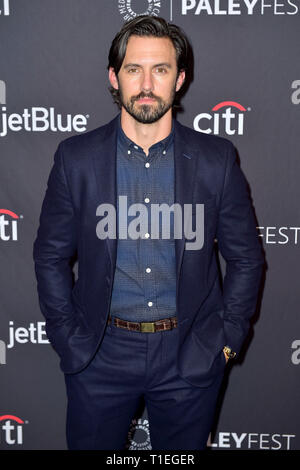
[176,69,185,92]
[108,67,119,90]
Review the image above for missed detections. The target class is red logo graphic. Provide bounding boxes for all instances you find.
[0,415,24,424]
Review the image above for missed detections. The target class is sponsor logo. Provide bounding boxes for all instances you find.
[0,339,5,364]
[0,0,10,16]
[0,321,49,365]
[291,340,300,365]
[257,226,300,245]
[0,80,89,138]
[181,0,298,15]
[209,431,296,449]
[291,80,300,104]
[0,209,22,241]
[96,196,205,250]
[7,321,49,349]
[127,418,151,450]
[0,79,5,104]
[0,415,28,445]
[118,0,161,21]
[193,101,248,135]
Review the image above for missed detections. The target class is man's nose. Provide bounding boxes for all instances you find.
[141,70,154,92]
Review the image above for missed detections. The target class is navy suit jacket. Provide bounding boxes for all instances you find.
[33,113,264,387]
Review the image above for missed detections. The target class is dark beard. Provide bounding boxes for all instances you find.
[118,84,176,124]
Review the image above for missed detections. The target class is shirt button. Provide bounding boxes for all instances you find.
[146,267,151,273]
[144,233,150,239]
[128,150,131,154]
[144,197,150,203]
[148,301,153,307]
[163,150,166,155]
[134,145,138,149]
[145,162,150,168]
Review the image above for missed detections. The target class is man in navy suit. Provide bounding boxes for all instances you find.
[33,15,264,450]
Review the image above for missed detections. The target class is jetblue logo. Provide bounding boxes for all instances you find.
[0,80,89,137]
[0,321,50,366]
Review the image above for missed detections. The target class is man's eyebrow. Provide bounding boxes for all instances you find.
[123,62,172,69]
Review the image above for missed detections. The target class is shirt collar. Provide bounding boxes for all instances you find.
[117,112,175,156]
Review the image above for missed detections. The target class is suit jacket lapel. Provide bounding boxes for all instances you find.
[173,119,198,282]
[92,115,118,274]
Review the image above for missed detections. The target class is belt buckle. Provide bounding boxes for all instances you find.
[140,322,156,333]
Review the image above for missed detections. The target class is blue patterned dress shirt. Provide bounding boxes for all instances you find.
[109,114,177,322]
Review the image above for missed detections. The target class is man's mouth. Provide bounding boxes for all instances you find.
[137,97,156,103]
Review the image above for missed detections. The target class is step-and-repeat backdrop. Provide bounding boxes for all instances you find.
[0,0,299,450]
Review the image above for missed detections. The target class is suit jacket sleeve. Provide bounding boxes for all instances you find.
[33,142,80,359]
[216,141,265,356]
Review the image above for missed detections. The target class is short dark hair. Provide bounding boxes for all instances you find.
[107,15,191,108]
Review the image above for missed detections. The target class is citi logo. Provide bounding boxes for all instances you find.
[0,80,89,137]
[0,209,21,241]
[0,0,10,16]
[193,101,248,136]
[0,209,22,241]
[0,415,28,445]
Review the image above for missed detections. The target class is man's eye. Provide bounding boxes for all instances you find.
[155,68,167,73]
[128,68,139,73]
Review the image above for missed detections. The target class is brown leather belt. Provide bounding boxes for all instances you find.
[107,315,178,333]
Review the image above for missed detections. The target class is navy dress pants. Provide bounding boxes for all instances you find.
[64,317,226,450]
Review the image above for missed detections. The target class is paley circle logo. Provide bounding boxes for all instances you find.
[0,415,28,445]
[0,209,22,241]
[0,80,89,138]
[193,101,248,135]
[0,0,10,16]
[127,418,151,450]
[118,0,161,21]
